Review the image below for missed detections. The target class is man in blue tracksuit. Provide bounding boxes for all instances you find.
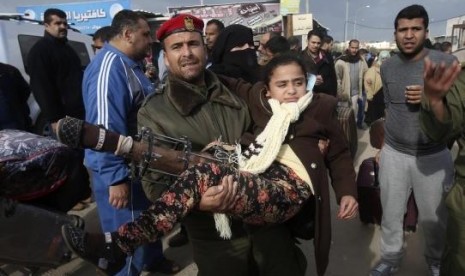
[83,10,178,275]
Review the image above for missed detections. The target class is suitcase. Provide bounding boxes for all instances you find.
[357,157,418,232]
[0,129,74,201]
[0,198,83,268]
[336,103,358,159]
[357,158,382,224]
[369,118,385,149]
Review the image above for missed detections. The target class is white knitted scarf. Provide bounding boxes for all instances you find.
[214,75,316,239]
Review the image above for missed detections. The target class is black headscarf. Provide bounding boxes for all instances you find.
[209,24,259,83]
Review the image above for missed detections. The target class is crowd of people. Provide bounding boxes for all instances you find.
[1,3,464,276]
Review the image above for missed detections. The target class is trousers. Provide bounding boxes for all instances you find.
[379,144,453,266]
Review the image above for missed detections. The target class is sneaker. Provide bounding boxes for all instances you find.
[370,261,399,276]
[168,230,189,247]
[428,263,440,276]
[61,225,125,275]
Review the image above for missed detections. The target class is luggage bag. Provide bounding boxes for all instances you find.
[357,157,418,231]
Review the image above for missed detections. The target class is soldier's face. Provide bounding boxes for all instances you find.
[163,32,206,85]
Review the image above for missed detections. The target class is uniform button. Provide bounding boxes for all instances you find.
[311,163,317,169]
[289,134,294,139]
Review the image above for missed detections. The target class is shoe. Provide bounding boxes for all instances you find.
[428,263,440,276]
[168,231,189,247]
[61,225,125,275]
[370,261,399,276]
[144,258,181,274]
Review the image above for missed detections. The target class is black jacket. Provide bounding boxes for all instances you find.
[27,31,85,122]
[0,63,31,130]
[301,49,338,97]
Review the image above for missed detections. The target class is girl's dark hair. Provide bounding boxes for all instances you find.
[262,53,307,87]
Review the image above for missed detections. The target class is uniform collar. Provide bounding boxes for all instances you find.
[165,70,244,116]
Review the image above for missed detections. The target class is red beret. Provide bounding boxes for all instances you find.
[156,14,204,41]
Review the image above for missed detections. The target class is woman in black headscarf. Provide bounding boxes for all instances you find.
[209,24,260,84]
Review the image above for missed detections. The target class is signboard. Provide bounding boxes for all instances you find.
[168,1,282,34]
[292,13,312,36]
[280,0,300,15]
[16,0,131,34]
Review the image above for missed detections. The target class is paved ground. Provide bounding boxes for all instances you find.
[2,128,434,275]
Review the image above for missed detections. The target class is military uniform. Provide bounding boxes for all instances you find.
[137,70,307,276]
[420,63,465,275]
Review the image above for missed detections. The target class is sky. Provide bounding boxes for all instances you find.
[1,0,464,42]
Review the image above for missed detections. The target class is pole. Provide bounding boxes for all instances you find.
[344,0,349,43]
[306,0,309,14]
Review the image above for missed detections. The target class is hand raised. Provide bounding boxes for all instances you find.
[423,57,461,103]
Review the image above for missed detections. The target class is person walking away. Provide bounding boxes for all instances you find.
[363,51,391,125]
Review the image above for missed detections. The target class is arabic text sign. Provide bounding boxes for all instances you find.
[292,13,312,36]
[16,0,131,34]
[168,2,282,34]
[280,0,301,15]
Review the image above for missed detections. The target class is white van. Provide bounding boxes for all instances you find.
[0,15,94,135]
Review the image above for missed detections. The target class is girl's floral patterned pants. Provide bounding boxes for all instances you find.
[115,162,312,254]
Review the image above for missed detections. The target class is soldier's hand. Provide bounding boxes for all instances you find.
[198,175,238,212]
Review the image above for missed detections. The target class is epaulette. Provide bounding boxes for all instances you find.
[141,82,166,107]
[154,81,166,95]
